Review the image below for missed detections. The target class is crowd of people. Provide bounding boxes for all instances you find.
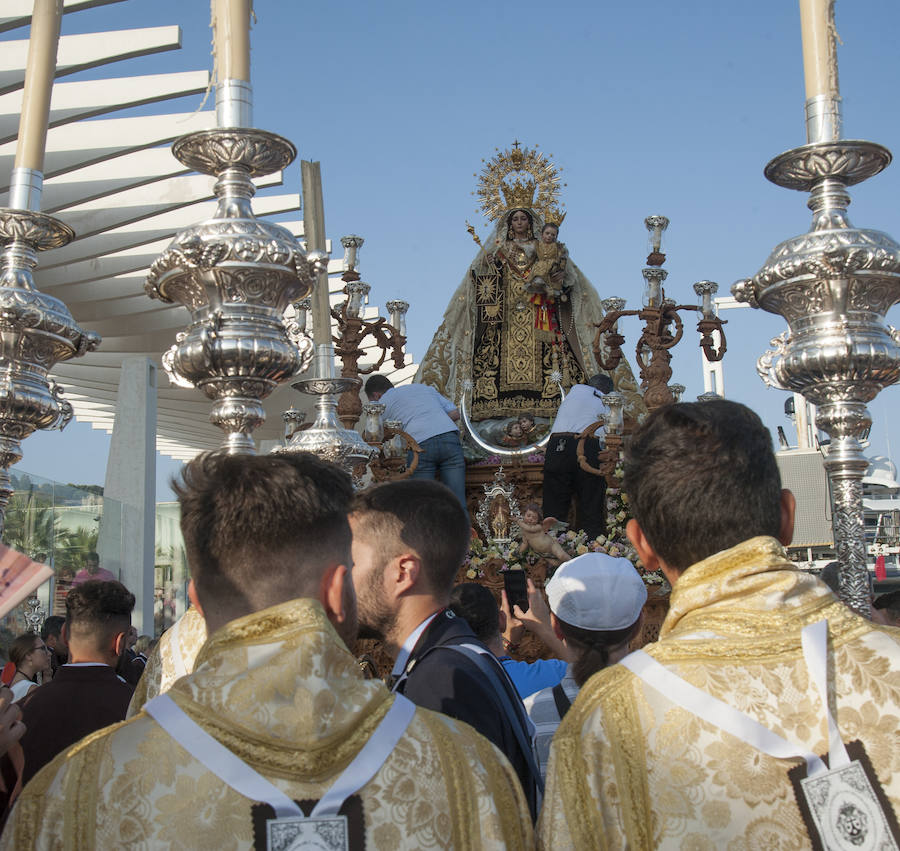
[0,399,894,848]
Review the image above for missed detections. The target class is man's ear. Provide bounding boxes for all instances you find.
[60,623,70,646]
[320,563,350,624]
[392,554,421,597]
[627,518,681,587]
[113,630,127,657]
[778,488,796,548]
[187,578,204,617]
[626,519,659,572]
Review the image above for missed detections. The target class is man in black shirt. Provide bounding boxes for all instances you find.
[19,581,134,787]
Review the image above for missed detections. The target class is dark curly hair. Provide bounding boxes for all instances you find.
[65,580,135,650]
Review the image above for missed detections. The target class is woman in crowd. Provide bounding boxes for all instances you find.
[7,634,51,701]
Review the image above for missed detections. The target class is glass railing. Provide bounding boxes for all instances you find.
[0,469,188,646]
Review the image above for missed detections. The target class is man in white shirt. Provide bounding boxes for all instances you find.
[543,373,612,538]
[364,375,468,521]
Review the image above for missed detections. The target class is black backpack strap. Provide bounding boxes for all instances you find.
[439,644,545,802]
[552,682,572,719]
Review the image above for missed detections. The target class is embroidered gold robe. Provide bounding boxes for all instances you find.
[128,605,207,717]
[538,537,900,850]
[4,600,533,849]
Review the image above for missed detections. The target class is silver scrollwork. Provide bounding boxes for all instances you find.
[755,332,790,389]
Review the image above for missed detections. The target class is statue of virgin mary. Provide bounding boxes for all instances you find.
[416,143,642,449]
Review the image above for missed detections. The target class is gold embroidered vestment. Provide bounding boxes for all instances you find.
[5,600,533,850]
[538,536,900,850]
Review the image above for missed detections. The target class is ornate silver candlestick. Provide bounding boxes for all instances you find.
[0,201,100,531]
[733,56,900,614]
[145,129,320,453]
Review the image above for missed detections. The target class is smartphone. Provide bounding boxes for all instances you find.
[503,570,529,613]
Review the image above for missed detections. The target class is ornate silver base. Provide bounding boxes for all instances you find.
[735,140,900,616]
[273,377,377,481]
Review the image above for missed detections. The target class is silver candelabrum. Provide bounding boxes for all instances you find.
[734,103,900,616]
[145,128,321,453]
[0,200,100,531]
[273,370,377,484]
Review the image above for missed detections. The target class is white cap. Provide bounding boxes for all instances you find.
[545,552,647,631]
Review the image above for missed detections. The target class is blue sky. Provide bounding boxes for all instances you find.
[14,0,900,498]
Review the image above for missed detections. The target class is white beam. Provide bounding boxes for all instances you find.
[38,190,296,268]
[0,0,125,34]
[0,111,215,183]
[0,27,183,95]
[0,71,209,143]
[36,149,191,213]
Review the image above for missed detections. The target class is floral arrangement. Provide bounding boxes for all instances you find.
[464,483,667,588]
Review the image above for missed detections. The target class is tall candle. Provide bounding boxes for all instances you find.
[798,0,839,100]
[14,0,63,171]
[300,160,333,348]
[215,0,251,82]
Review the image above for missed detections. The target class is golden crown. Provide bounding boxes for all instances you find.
[543,206,567,228]
[474,142,564,222]
[501,178,536,210]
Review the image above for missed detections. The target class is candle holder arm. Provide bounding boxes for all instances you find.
[576,421,621,479]
[368,427,422,482]
[592,310,636,372]
[697,316,727,362]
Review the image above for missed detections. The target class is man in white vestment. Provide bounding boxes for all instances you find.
[539,400,900,849]
[3,452,533,849]
[127,604,206,716]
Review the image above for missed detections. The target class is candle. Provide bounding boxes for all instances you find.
[799,0,839,101]
[215,0,251,82]
[346,281,370,319]
[693,281,718,319]
[601,297,626,333]
[14,0,62,172]
[386,300,409,338]
[642,269,667,308]
[341,235,364,275]
[300,161,333,347]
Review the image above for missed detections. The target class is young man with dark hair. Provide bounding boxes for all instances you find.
[18,580,135,786]
[364,374,468,520]
[540,400,900,848]
[351,479,541,819]
[5,453,532,849]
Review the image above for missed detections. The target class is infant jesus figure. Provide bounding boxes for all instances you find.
[516,502,571,563]
[529,222,568,293]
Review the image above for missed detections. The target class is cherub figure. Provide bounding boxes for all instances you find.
[502,420,525,446]
[516,502,571,563]
[517,413,536,438]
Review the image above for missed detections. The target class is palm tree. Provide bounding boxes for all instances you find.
[56,526,100,574]
[1,488,73,561]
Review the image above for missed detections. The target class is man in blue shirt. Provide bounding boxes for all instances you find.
[364,375,468,521]
[449,581,568,699]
